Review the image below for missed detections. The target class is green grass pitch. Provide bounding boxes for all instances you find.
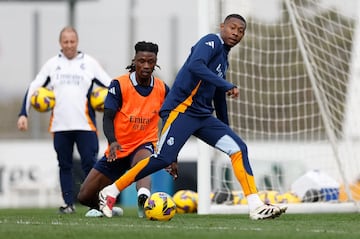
[0,206,359,239]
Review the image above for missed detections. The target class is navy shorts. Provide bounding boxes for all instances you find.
[93,142,155,182]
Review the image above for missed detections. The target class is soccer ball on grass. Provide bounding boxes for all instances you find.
[31,87,55,112]
[173,190,198,213]
[278,191,301,203]
[144,192,177,221]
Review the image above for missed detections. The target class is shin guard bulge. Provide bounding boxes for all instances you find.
[230,151,258,196]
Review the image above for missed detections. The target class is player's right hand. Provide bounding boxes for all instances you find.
[226,86,239,98]
[17,115,28,131]
[107,141,122,162]
[165,162,178,180]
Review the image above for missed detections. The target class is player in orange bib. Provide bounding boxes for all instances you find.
[77,41,170,218]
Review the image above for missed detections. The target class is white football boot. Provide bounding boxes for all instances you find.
[99,188,116,218]
[249,204,287,220]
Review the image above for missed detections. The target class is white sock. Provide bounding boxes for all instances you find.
[105,184,120,198]
[137,187,151,197]
[246,193,264,211]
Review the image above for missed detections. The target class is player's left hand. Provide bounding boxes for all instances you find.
[226,87,239,98]
[165,162,178,180]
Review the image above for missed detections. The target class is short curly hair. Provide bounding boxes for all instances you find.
[126,41,159,72]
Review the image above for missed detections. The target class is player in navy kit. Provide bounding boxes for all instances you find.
[99,14,287,220]
[17,26,112,214]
